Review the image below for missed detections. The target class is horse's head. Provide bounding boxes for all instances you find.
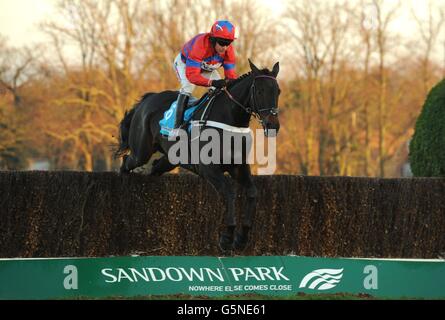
[248,59,281,137]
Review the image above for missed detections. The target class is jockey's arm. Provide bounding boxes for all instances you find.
[185,59,213,87]
[223,45,237,80]
[185,47,213,87]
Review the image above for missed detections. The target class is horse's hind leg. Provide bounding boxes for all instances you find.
[120,130,155,174]
[150,156,177,176]
[120,155,130,173]
[120,154,144,173]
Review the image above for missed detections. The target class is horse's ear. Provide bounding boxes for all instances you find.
[248,58,260,74]
[272,62,280,77]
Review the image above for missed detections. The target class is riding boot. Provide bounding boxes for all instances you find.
[174,93,189,129]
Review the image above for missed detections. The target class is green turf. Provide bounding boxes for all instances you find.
[69,292,378,300]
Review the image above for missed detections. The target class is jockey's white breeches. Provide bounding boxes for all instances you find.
[173,53,221,96]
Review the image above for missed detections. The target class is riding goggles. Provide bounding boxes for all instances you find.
[215,38,233,47]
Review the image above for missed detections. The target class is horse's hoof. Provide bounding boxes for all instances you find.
[219,233,234,252]
[233,232,248,251]
[152,158,160,168]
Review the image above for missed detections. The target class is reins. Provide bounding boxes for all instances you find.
[222,75,279,124]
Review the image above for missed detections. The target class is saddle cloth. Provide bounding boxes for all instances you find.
[159,95,207,136]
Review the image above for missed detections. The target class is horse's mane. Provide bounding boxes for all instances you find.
[227,68,274,89]
[227,71,253,88]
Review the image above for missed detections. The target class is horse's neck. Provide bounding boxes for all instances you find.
[209,78,252,128]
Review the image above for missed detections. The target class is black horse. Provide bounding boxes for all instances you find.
[114,59,281,251]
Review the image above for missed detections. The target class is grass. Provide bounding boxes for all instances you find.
[73,292,377,300]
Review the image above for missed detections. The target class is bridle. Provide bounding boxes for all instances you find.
[222,75,279,124]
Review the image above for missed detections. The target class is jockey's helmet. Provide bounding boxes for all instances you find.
[210,20,236,41]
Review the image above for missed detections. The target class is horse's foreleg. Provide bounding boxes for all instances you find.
[230,164,257,251]
[201,166,236,251]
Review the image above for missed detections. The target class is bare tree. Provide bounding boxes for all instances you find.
[41,0,152,170]
[227,0,282,73]
[354,0,376,176]
[0,38,36,168]
[372,0,400,177]
[0,38,41,107]
[285,0,356,175]
[411,0,445,96]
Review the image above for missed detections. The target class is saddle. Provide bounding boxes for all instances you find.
[159,90,218,137]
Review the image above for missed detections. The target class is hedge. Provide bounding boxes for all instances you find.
[0,171,444,258]
[410,78,445,176]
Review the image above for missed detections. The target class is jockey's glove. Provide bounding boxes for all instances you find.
[211,79,227,89]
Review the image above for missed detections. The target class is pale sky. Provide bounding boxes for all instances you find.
[0,0,57,46]
[0,0,444,62]
[0,0,286,45]
[0,0,437,45]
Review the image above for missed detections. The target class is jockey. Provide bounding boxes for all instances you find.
[172,20,237,130]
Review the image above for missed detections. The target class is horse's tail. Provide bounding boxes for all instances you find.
[113,93,154,159]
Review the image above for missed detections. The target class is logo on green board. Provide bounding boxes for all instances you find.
[299,268,344,290]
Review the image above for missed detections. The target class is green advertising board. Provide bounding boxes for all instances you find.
[0,256,444,299]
